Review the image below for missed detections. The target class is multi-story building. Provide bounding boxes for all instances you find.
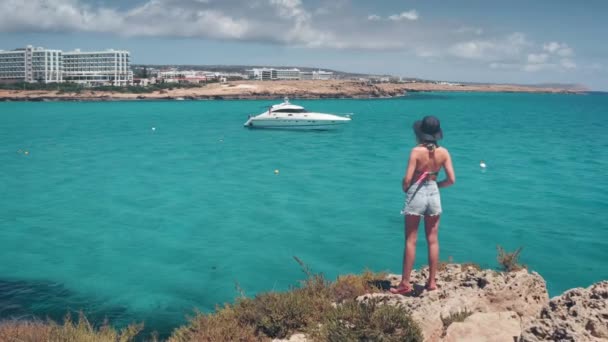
[63,49,132,86]
[247,68,298,81]
[0,45,62,83]
[298,70,335,80]
[299,71,314,80]
[249,68,278,81]
[313,70,334,80]
[275,68,301,80]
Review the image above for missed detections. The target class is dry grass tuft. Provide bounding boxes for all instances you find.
[497,245,526,272]
[330,270,388,302]
[440,308,473,336]
[460,262,482,272]
[0,313,143,342]
[169,306,260,342]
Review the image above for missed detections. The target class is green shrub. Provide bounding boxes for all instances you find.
[319,298,423,342]
[235,291,320,339]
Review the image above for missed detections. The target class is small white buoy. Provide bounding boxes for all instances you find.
[151,127,156,131]
[480,160,487,169]
[274,169,279,175]
[24,151,29,155]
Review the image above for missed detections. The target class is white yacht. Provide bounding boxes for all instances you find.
[243,98,351,129]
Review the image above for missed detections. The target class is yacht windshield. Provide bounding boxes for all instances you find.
[272,108,308,113]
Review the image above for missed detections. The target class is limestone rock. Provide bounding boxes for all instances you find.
[272,333,309,342]
[520,281,608,342]
[443,311,521,342]
[357,264,549,341]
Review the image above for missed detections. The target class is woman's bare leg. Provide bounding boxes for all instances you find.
[424,215,440,289]
[400,214,421,287]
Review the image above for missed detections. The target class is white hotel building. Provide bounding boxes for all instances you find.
[247,68,334,81]
[0,46,132,86]
[63,49,132,86]
[0,46,62,83]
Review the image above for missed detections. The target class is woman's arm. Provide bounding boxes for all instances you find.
[402,150,417,192]
[438,150,455,188]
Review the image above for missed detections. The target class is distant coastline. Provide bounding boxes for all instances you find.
[0,80,586,102]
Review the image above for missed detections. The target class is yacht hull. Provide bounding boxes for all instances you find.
[244,118,349,130]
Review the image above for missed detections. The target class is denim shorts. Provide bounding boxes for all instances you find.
[401,180,442,216]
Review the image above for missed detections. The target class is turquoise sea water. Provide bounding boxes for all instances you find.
[1,93,607,336]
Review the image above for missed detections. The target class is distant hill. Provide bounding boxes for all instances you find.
[522,83,588,91]
[455,81,588,91]
[132,64,587,90]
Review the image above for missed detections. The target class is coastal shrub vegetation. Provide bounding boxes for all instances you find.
[496,245,526,272]
[169,257,421,342]
[318,298,422,342]
[0,313,143,342]
[440,308,473,336]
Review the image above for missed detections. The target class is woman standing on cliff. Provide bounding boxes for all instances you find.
[391,116,456,294]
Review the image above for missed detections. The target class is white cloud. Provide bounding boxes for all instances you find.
[523,63,555,72]
[0,0,250,39]
[527,53,549,64]
[543,42,573,57]
[268,0,342,48]
[449,32,530,61]
[366,10,419,22]
[415,47,439,58]
[455,26,483,35]
[560,59,576,69]
[452,34,578,73]
[543,42,561,53]
[388,10,419,21]
[269,0,309,21]
[489,62,519,70]
[314,0,348,16]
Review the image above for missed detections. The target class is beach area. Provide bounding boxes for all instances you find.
[0,80,585,102]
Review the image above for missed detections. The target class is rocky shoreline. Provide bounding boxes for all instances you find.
[0,263,605,341]
[0,80,586,102]
[279,265,607,342]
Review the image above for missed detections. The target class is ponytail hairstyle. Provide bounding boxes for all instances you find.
[416,136,438,152]
[422,141,438,152]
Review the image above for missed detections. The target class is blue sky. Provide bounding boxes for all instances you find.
[1,0,607,89]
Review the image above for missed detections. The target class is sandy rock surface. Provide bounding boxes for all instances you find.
[443,311,521,342]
